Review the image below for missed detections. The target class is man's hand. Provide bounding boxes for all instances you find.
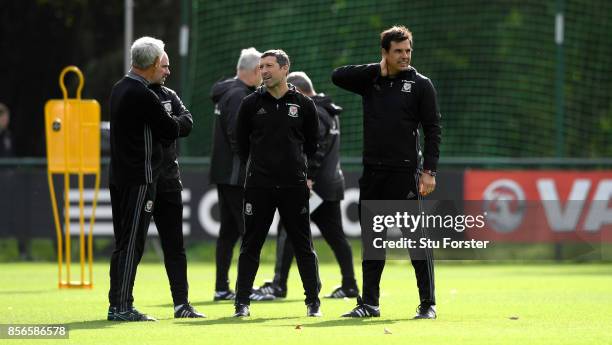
[379,57,388,77]
[419,173,436,196]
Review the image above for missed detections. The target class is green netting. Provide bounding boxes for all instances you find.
[185,0,612,159]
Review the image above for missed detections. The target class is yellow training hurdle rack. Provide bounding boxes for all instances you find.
[44,66,101,289]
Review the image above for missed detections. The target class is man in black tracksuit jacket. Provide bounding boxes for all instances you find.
[332,26,441,319]
[255,72,358,299]
[148,82,205,318]
[108,40,184,321]
[209,77,253,299]
[233,50,321,317]
[209,47,266,301]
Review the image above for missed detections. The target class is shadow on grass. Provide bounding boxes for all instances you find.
[62,316,419,330]
[64,316,202,330]
[177,316,300,326]
[64,319,119,331]
[152,298,304,308]
[0,289,54,294]
[272,317,416,328]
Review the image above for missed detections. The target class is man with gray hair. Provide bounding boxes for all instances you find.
[108,36,186,321]
[209,48,274,302]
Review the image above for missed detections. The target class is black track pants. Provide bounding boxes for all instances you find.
[359,167,436,307]
[215,184,244,291]
[272,200,357,291]
[235,186,321,306]
[108,183,156,310]
[153,190,188,306]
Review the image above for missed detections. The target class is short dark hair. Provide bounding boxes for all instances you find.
[261,49,290,68]
[380,26,412,51]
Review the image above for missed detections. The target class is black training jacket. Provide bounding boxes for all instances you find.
[308,94,345,201]
[209,78,254,186]
[331,64,441,171]
[109,75,180,186]
[236,85,319,188]
[149,84,193,192]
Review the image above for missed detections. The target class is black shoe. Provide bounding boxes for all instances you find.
[107,306,157,321]
[213,290,236,301]
[413,304,436,319]
[307,303,322,317]
[174,303,206,318]
[325,286,359,299]
[249,288,276,301]
[341,296,380,318]
[254,281,287,298]
[233,303,250,317]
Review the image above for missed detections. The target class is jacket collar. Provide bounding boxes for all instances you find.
[234,77,254,91]
[257,83,298,98]
[126,70,150,86]
[393,66,416,79]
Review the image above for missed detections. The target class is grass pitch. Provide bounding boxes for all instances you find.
[1,261,611,345]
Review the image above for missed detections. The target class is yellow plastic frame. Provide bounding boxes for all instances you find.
[44,66,100,289]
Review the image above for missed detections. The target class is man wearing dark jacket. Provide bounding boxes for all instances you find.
[148,51,204,318]
[332,26,441,319]
[108,37,183,321]
[233,50,321,318]
[209,47,274,302]
[255,71,358,299]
